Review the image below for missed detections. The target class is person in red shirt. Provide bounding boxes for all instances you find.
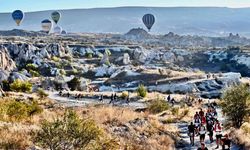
[201,116,206,125]
[214,120,222,149]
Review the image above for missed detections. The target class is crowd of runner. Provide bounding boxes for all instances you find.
[188,103,231,150]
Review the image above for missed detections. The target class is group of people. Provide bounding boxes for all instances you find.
[188,104,231,150]
[99,92,130,105]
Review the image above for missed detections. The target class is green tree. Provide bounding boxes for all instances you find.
[221,84,250,128]
[137,84,147,98]
[34,110,103,150]
[67,77,81,91]
[10,80,32,93]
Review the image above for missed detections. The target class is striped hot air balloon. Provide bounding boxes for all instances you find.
[142,14,155,32]
[41,19,52,34]
[12,10,24,26]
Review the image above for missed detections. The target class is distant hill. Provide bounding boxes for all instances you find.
[1,7,250,36]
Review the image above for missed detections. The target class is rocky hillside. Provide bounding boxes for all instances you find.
[121,29,250,48]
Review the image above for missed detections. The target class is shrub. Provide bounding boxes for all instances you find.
[85,53,93,58]
[137,84,147,98]
[26,63,38,72]
[29,70,40,77]
[121,91,129,99]
[171,107,179,117]
[10,80,32,93]
[1,80,10,91]
[67,77,81,91]
[6,101,43,121]
[221,84,250,128]
[51,56,60,62]
[7,101,28,121]
[105,49,111,56]
[148,99,169,114]
[37,88,48,99]
[33,110,103,149]
[27,101,43,117]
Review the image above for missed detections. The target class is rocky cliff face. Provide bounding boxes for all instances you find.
[0,45,16,71]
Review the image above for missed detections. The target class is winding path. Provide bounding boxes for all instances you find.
[176,104,241,150]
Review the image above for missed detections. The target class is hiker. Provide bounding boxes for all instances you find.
[167,94,171,102]
[194,116,201,135]
[197,143,208,150]
[59,90,62,96]
[207,120,214,143]
[199,108,204,117]
[171,98,175,106]
[99,94,103,102]
[109,94,114,105]
[114,93,117,101]
[199,124,206,143]
[188,122,195,146]
[201,115,206,125]
[67,92,70,98]
[126,93,130,105]
[221,134,231,150]
[194,112,200,119]
[214,120,223,149]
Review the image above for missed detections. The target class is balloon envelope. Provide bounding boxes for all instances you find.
[61,30,67,34]
[41,19,52,33]
[12,10,24,26]
[54,26,62,34]
[51,11,61,24]
[142,14,155,31]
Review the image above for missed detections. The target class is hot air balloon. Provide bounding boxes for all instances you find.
[142,14,155,32]
[51,11,61,24]
[12,10,24,26]
[41,19,52,34]
[54,26,62,34]
[61,30,67,35]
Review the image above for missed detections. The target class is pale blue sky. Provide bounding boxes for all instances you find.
[1,0,250,12]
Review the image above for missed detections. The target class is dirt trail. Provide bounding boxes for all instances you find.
[176,104,241,150]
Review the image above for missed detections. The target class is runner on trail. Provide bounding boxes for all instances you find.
[214,119,223,149]
[197,142,208,150]
[199,108,204,117]
[167,94,171,102]
[199,124,206,143]
[207,120,214,143]
[221,134,231,150]
[194,112,201,135]
[109,94,114,105]
[188,122,195,146]
[126,93,130,105]
[194,112,200,119]
[201,115,206,125]
[99,94,103,102]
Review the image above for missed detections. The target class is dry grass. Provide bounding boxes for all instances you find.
[79,105,144,125]
[0,124,32,150]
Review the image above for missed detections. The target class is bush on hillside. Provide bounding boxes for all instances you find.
[67,77,81,91]
[148,98,169,114]
[10,80,32,93]
[222,84,250,128]
[1,80,10,91]
[137,84,147,98]
[6,101,43,121]
[33,110,103,149]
